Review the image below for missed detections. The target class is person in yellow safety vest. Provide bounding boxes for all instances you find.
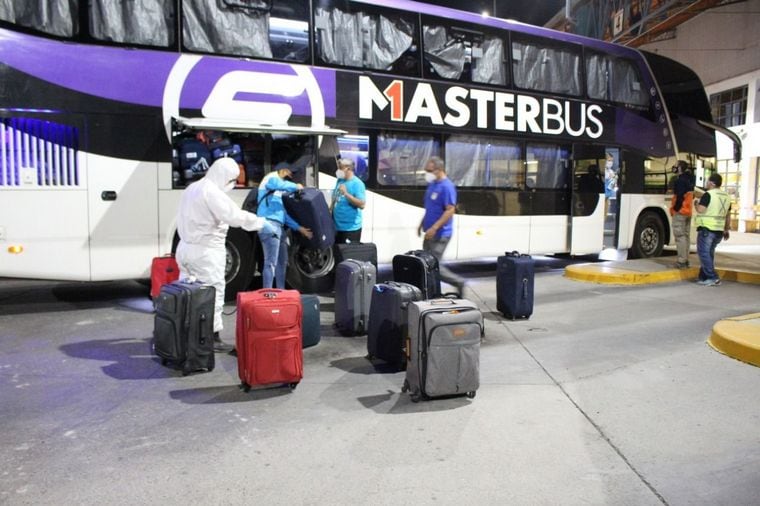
[694,173,731,286]
[669,160,695,268]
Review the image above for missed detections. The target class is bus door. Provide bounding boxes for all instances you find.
[570,145,605,255]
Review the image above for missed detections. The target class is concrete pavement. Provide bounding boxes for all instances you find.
[1,236,759,505]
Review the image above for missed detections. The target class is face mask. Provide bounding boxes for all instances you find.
[424,172,436,183]
[336,169,346,180]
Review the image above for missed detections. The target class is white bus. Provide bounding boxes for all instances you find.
[0,0,740,294]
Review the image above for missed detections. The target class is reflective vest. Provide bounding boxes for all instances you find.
[670,191,693,217]
[695,188,730,231]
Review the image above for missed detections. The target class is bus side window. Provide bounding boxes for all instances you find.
[183,0,273,58]
[314,2,419,75]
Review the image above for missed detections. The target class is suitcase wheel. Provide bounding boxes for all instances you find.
[288,382,299,390]
[182,370,190,377]
[161,358,168,366]
[466,391,477,399]
[241,382,251,393]
[410,393,421,403]
[366,353,374,360]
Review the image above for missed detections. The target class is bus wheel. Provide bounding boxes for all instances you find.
[630,211,665,259]
[287,242,335,294]
[225,227,255,301]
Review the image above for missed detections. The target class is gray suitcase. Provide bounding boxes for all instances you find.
[403,298,482,401]
[334,259,376,336]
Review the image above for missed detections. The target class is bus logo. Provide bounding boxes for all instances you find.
[359,75,604,140]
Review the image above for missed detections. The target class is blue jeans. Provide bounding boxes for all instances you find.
[259,220,289,289]
[696,228,723,281]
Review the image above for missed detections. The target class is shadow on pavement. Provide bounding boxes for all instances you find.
[59,337,173,380]
[169,384,293,404]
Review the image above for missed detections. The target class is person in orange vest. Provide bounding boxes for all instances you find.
[669,160,695,268]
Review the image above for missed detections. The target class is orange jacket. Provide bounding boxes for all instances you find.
[670,191,693,217]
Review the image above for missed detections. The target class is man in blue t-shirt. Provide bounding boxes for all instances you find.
[418,156,467,296]
[331,158,366,244]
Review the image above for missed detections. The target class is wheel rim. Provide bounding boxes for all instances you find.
[639,225,659,256]
[293,245,334,280]
[226,241,242,283]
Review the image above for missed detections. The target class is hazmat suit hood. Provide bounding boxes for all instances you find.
[206,157,240,192]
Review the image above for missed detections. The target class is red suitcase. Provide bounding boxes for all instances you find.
[236,289,303,391]
[150,256,180,299]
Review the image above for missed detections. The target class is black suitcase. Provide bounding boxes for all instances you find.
[153,281,215,375]
[496,251,534,320]
[366,281,422,370]
[334,259,376,336]
[334,242,378,271]
[283,188,335,250]
[300,293,321,348]
[392,250,441,299]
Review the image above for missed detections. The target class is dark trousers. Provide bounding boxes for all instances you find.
[422,236,465,290]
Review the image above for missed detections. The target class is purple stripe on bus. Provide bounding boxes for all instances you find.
[0,28,176,107]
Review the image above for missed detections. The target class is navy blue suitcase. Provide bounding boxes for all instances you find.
[366,281,422,370]
[392,250,441,300]
[496,251,534,320]
[300,293,321,348]
[334,242,378,271]
[283,188,335,250]
[212,144,243,164]
[177,139,211,182]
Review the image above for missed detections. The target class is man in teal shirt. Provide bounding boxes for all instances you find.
[331,158,366,244]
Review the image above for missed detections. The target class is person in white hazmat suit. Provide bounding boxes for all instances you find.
[175,157,269,352]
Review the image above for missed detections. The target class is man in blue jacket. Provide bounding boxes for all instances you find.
[257,163,313,289]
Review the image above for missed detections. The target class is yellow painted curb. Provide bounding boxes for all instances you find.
[564,264,698,285]
[707,313,760,368]
[565,265,760,286]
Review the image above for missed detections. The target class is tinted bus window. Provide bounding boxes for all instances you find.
[0,0,78,37]
[314,1,419,76]
[183,0,274,59]
[422,21,506,85]
[512,36,581,96]
[445,135,521,188]
[526,143,570,189]
[90,0,174,47]
[338,135,369,182]
[377,132,441,186]
[586,52,649,107]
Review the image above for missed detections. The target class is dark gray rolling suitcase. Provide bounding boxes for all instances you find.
[334,259,376,336]
[403,298,482,402]
[153,281,215,375]
[300,293,321,348]
[392,250,441,299]
[496,251,534,320]
[283,188,335,250]
[366,281,422,370]
[334,242,378,271]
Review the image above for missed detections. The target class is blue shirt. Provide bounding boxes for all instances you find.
[257,172,300,230]
[422,177,457,239]
[332,177,366,232]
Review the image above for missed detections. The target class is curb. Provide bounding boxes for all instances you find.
[707,313,760,368]
[564,265,760,286]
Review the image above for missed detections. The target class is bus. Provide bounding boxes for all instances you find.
[0,0,741,295]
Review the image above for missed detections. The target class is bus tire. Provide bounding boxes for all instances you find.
[286,240,336,294]
[630,211,665,259]
[225,227,255,301]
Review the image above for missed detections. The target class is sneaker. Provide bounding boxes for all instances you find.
[675,261,690,269]
[696,279,711,285]
[704,278,721,287]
